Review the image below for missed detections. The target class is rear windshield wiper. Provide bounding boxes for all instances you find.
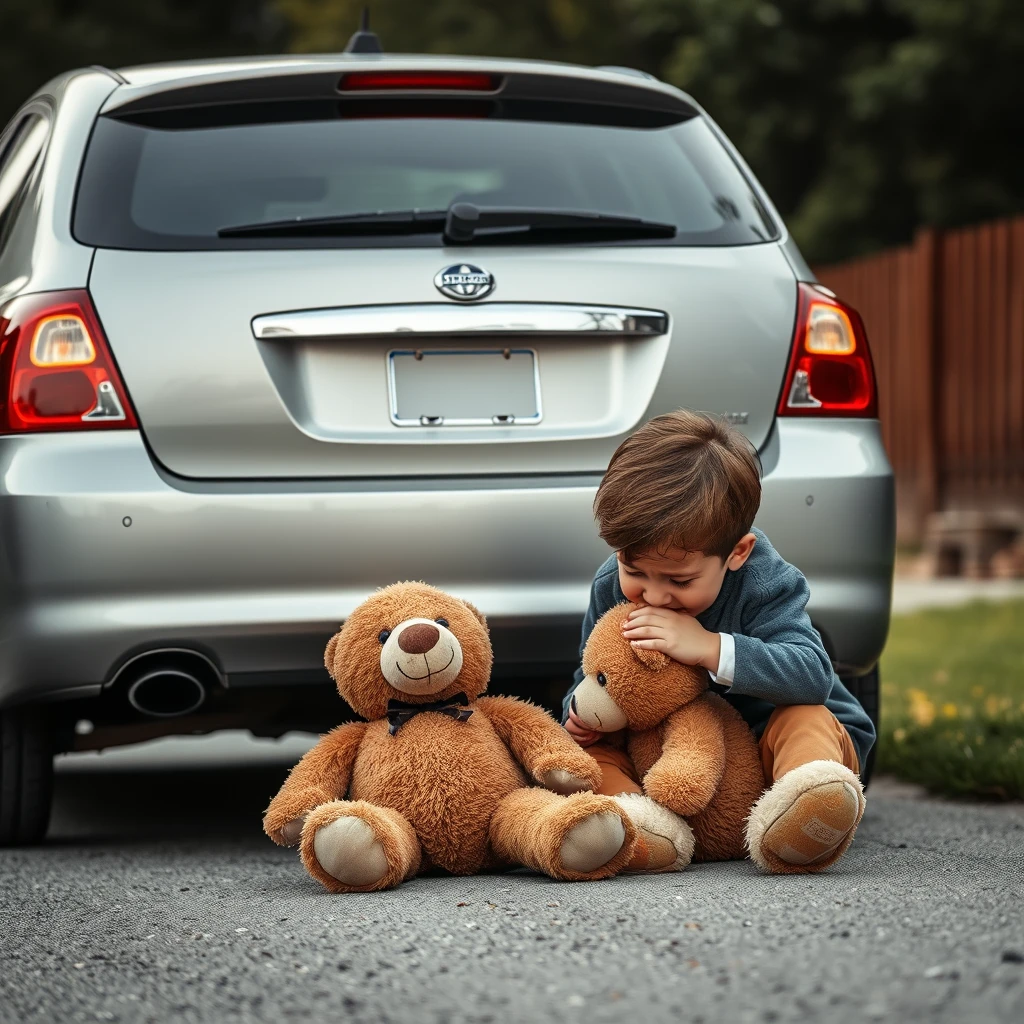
[442,204,676,243]
[217,204,677,243]
[218,209,448,238]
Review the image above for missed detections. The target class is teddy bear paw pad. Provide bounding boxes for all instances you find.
[279,817,306,846]
[540,769,590,795]
[746,760,865,874]
[312,815,390,886]
[762,780,860,867]
[558,811,627,873]
[612,794,695,873]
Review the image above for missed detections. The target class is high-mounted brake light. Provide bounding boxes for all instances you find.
[338,71,500,93]
[777,283,878,418]
[0,290,138,433]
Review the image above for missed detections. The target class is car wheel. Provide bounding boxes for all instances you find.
[0,706,54,846]
[840,667,879,788]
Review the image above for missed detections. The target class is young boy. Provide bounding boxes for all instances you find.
[563,409,874,874]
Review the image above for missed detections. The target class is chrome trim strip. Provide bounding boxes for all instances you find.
[252,303,668,339]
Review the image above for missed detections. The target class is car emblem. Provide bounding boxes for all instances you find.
[434,264,495,302]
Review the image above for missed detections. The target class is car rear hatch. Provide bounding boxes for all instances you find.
[80,60,796,479]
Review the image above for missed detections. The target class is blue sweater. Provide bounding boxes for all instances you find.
[561,528,875,771]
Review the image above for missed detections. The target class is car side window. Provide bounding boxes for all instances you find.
[0,113,50,252]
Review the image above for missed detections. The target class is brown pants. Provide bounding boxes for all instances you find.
[589,704,861,797]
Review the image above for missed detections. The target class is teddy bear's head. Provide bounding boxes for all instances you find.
[324,581,492,720]
[570,602,709,733]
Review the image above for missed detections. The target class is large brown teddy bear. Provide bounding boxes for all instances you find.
[264,582,640,892]
[570,602,765,861]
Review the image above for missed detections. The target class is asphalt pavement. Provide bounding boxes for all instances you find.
[4,577,1023,1023]
[1,759,1022,1024]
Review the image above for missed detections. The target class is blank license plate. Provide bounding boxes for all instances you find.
[388,349,542,427]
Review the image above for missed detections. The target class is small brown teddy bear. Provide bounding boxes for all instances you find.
[264,581,641,892]
[570,602,765,861]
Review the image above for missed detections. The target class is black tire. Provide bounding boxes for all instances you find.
[839,666,879,788]
[0,707,54,846]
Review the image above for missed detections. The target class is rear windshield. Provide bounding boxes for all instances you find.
[74,103,778,250]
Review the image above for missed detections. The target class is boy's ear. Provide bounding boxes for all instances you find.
[726,532,758,571]
[632,644,670,671]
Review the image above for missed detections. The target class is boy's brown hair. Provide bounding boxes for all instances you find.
[594,409,761,562]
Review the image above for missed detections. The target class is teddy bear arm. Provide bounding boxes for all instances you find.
[263,721,367,846]
[642,703,727,817]
[626,726,664,780]
[475,695,601,793]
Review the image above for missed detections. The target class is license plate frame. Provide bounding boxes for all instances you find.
[387,348,543,427]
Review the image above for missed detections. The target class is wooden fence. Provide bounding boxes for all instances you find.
[814,218,1024,543]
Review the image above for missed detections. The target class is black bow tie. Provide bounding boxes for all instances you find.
[386,693,474,735]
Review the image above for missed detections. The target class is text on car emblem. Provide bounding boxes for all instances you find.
[434,264,495,302]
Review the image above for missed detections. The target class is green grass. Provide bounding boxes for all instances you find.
[879,599,1024,800]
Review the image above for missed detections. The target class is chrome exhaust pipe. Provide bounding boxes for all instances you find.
[126,666,206,718]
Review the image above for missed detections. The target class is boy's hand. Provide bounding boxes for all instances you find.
[565,708,602,747]
[622,606,721,672]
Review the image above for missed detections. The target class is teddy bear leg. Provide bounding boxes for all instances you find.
[489,789,637,881]
[745,761,865,874]
[299,800,422,893]
[610,794,695,872]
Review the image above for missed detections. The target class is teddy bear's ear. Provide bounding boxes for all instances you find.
[461,599,489,633]
[324,631,341,680]
[632,643,670,671]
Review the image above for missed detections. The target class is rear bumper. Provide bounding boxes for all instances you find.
[0,418,893,709]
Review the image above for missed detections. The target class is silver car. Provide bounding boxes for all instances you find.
[0,45,894,844]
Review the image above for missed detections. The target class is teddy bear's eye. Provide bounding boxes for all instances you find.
[435,618,449,628]
[378,629,391,644]
[597,672,608,687]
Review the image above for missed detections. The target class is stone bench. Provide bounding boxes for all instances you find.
[919,509,1023,578]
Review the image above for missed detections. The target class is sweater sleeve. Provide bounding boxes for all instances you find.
[561,562,618,723]
[727,565,834,705]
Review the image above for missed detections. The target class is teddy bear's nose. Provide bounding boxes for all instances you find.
[397,622,440,654]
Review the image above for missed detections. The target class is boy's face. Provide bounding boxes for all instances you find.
[616,533,757,617]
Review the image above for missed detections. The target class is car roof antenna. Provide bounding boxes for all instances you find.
[343,7,383,54]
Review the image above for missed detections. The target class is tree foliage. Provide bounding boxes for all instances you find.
[276,0,633,65]
[0,1,284,120]
[1,0,1021,263]
[647,0,1024,261]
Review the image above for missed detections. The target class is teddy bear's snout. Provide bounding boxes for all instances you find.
[380,616,465,695]
[571,674,628,732]
[397,622,439,654]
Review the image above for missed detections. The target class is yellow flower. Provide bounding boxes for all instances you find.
[908,688,936,727]
[942,703,958,719]
[984,695,1012,718]
[893,728,907,743]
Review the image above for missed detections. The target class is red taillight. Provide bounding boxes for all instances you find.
[0,290,138,433]
[338,71,500,92]
[777,283,878,418]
